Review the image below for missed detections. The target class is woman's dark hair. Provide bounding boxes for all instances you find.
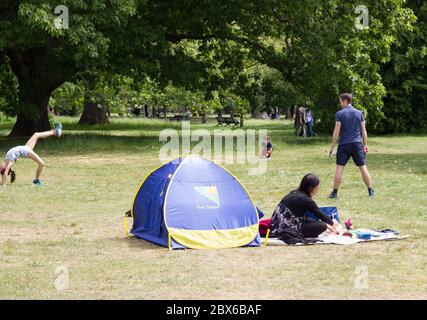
[9,170,16,183]
[298,173,320,196]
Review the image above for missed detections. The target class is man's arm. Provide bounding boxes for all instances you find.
[2,162,13,187]
[361,121,368,152]
[330,122,341,153]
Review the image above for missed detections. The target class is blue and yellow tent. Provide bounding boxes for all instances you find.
[125,156,261,249]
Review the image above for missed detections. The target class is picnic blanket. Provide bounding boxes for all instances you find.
[262,230,410,246]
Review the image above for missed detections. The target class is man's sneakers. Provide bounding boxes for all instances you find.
[328,191,338,199]
[55,122,63,138]
[328,189,375,198]
[33,179,43,186]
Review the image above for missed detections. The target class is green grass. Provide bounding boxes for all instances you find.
[0,117,426,299]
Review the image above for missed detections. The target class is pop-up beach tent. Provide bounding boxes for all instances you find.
[125,156,261,249]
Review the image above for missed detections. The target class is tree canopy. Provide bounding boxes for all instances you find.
[0,0,424,135]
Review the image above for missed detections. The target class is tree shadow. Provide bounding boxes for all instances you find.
[62,120,185,132]
[367,153,427,175]
[0,133,165,158]
[283,136,332,145]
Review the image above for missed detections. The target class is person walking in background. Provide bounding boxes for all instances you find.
[305,107,317,137]
[294,106,307,136]
[328,93,374,198]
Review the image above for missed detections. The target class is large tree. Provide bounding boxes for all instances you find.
[0,1,134,135]
[0,0,416,136]
[0,0,269,136]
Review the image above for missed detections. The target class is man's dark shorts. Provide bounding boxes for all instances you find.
[337,142,365,167]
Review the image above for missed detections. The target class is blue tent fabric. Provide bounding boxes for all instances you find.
[130,156,261,249]
[256,207,265,219]
[165,158,258,230]
[131,160,181,247]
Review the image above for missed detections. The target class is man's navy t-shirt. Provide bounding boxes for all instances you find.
[335,105,365,145]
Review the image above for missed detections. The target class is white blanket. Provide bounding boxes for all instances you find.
[262,232,410,246]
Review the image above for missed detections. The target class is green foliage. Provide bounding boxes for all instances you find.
[242,0,416,132]
[0,111,10,122]
[380,0,427,133]
[0,55,18,117]
[220,91,250,118]
[50,82,84,116]
[0,0,422,134]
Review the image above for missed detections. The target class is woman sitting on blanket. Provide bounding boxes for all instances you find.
[270,173,340,243]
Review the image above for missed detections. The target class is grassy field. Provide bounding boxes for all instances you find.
[0,117,426,299]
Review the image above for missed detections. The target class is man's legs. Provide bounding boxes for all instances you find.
[359,165,375,196]
[333,165,345,190]
[329,144,349,198]
[328,165,345,198]
[352,143,375,196]
[358,165,372,188]
[25,130,56,150]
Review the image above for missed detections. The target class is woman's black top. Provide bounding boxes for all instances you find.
[280,190,333,225]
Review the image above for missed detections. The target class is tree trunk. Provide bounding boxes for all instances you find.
[251,104,262,119]
[240,113,244,127]
[6,46,68,136]
[202,113,207,123]
[251,96,263,119]
[79,96,109,125]
[9,83,52,137]
[285,106,292,119]
[79,80,109,125]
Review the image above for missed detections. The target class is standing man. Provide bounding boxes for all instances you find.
[328,93,375,198]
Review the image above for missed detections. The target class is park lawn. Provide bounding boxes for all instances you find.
[0,117,426,299]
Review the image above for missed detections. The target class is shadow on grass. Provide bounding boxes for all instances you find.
[63,119,188,132]
[0,125,300,156]
[283,136,331,145]
[118,235,163,250]
[1,118,425,156]
[368,153,427,175]
[0,133,162,156]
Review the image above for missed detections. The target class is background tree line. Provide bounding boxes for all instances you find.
[0,0,425,136]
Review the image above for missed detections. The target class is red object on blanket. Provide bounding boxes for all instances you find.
[345,218,353,230]
[259,218,272,236]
